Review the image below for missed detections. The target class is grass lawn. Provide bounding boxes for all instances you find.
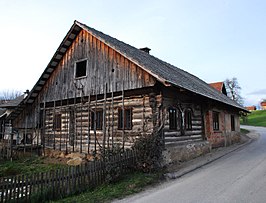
[240,128,250,134]
[51,171,162,203]
[241,110,266,127]
[0,156,66,177]
[0,156,163,202]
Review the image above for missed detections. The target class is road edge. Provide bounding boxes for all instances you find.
[165,133,254,179]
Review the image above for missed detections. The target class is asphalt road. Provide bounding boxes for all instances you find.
[116,126,266,203]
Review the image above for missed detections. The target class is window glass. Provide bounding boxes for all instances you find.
[91,109,103,130]
[118,108,132,130]
[169,108,177,130]
[53,113,61,131]
[231,115,235,131]
[213,111,219,131]
[185,110,192,130]
[75,60,87,78]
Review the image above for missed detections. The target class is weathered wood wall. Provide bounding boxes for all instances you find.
[42,93,162,154]
[39,29,156,102]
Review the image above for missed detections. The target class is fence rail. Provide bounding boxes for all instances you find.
[0,150,136,203]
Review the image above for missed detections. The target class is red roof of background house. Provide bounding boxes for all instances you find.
[261,102,266,106]
[209,82,224,92]
[246,106,257,111]
[209,82,227,96]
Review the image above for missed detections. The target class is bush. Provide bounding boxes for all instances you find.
[132,131,164,172]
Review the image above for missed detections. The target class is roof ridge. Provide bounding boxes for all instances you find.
[75,21,245,111]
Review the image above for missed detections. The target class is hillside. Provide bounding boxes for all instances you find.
[241,110,266,127]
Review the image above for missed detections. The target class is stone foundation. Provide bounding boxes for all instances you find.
[162,141,211,167]
[209,133,241,148]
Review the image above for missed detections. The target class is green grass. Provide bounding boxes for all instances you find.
[241,110,266,127]
[51,172,162,203]
[0,156,66,177]
[240,128,250,134]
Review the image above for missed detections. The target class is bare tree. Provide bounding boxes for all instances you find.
[0,89,23,103]
[224,77,243,105]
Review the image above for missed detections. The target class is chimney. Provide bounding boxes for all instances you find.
[139,47,151,54]
[24,89,29,98]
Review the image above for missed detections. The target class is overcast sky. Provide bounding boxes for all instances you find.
[0,0,265,106]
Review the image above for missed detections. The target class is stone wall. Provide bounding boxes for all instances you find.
[161,141,211,167]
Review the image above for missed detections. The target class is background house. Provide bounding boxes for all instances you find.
[209,82,227,96]
[2,21,247,164]
[0,95,25,143]
[246,106,257,111]
[261,100,266,110]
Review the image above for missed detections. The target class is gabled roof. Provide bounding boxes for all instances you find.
[0,95,24,108]
[0,108,6,118]
[209,82,227,96]
[245,106,256,111]
[261,102,266,106]
[209,82,224,92]
[21,20,246,112]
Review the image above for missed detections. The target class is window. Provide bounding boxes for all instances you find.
[185,110,192,130]
[75,59,87,78]
[53,113,61,131]
[231,115,235,131]
[91,109,103,130]
[169,108,177,130]
[213,111,219,131]
[118,108,132,130]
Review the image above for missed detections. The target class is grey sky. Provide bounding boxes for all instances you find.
[0,0,265,106]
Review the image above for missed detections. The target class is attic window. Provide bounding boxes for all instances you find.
[75,59,87,78]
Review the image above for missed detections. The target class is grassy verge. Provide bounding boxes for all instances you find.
[51,171,162,203]
[0,156,66,177]
[241,110,266,127]
[240,128,250,135]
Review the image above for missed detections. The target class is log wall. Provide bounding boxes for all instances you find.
[162,96,204,147]
[42,93,162,154]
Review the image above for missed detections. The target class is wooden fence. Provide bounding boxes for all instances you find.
[0,150,136,203]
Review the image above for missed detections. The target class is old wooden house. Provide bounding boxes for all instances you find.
[3,21,247,163]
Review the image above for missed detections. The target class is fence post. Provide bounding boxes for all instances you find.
[0,149,137,202]
[0,177,3,203]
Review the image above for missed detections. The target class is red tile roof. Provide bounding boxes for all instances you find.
[246,106,256,111]
[261,102,266,106]
[209,82,224,92]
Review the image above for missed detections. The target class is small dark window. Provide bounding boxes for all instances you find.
[169,108,177,130]
[118,108,132,130]
[91,110,103,130]
[185,110,192,130]
[231,115,235,131]
[213,111,219,131]
[53,113,61,131]
[75,60,87,78]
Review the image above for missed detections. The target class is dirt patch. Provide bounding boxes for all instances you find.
[41,156,69,165]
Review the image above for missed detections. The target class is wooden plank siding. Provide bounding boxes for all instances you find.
[38,30,156,102]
